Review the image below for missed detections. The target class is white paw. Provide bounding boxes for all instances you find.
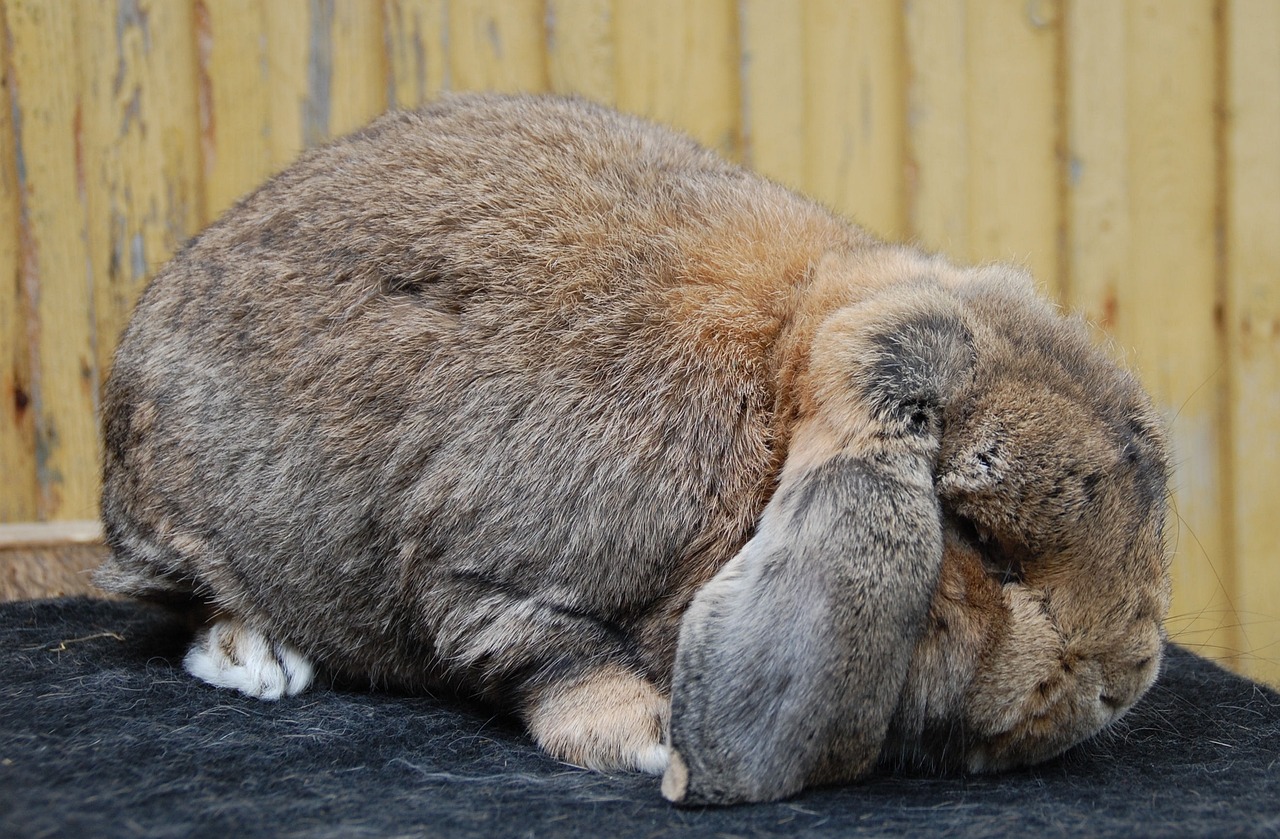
[184,618,314,700]
[633,743,672,775]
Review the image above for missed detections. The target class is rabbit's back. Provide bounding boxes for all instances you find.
[98,94,858,693]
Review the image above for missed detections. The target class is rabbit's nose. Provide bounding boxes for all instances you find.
[1098,650,1161,716]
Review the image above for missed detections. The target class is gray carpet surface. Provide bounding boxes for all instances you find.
[2,597,1278,838]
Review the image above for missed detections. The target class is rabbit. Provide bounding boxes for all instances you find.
[94,92,1171,805]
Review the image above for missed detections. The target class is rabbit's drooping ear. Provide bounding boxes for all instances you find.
[663,286,976,805]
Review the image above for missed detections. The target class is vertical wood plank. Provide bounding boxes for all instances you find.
[264,0,320,165]
[546,0,615,103]
[739,0,804,189]
[197,0,271,221]
[1064,0,1128,338]
[5,0,99,520]
[801,0,906,239]
[614,0,739,159]
[1226,0,1280,686]
[328,0,387,136]
[385,0,448,109]
[966,0,1062,294]
[0,2,37,521]
[78,0,203,384]
[1067,0,1236,669]
[1129,0,1229,666]
[448,0,548,94]
[904,0,969,257]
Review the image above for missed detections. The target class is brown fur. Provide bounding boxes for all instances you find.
[95,94,1170,804]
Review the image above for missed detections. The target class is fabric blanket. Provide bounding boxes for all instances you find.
[2,597,1277,838]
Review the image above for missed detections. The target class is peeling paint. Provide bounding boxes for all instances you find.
[130,231,145,282]
[304,0,334,148]
[120,85,143,136]
[487,18,504,60]
[194,0,217,183]
[1069,156,1084,186]
[113,0,152,96]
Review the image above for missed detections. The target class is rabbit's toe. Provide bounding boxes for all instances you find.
[184,617,314,700]
[524,664,671,775]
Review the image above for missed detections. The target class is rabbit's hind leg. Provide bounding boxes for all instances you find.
[522,664,671,774]
[183,616,315,701]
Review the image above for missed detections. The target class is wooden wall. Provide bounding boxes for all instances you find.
[0,0,1276,685]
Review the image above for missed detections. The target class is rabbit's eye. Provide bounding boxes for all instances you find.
[947,512,1026,586]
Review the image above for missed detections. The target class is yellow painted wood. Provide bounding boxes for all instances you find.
[614,0,738,159]
[1226,0,1280,686]
[739,0,804,189]
[1130,1,1230,668]
[904,0,969,258]
[5,0,99,520]
[448,0,548,94]
[385,0,448,109]
[264,0,313,168]
[77,0,202,383]
[1066,0,1236,669]
[801,0,905,239]
[1063,0,1127,338]
[966,0,1062,295]
[329,0,387,136]
[546,0,615,103]
[198,0,272,221]
[0,3,37,522]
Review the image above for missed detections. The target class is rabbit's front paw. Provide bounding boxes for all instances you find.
[524,665,671,774]
[183,617,314,700]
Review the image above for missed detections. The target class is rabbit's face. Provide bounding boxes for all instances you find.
[887,276,1172,772]
[666,256,1171,805]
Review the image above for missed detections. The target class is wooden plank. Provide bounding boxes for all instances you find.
[262,0,312,168]
[966,0,1062,295]
[614,0,739,159]
[6,0,100,520]
[0,519,103,549]
[0,520,109,601]
[1225,0,1280,686]
[448,0,548,94]
[1066,0,1236,670]
[1127,0,1230,668]
[546,0,615,104]
[0,2,37,522]
[385,0,448,109]
[328,0,387,137]
[1063,0,1128,338]
[77,0,202,386]
[801,0,906,239]
[904,0,969,258]
[198,0,272,221]
[738,0,804,189]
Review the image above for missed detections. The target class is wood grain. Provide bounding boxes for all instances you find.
[0,2,36,522]
[546,0,615,103]
[1225,0,1280,685]
[6,0,100,521]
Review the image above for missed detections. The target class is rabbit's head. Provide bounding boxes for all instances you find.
[663,250,1170,805]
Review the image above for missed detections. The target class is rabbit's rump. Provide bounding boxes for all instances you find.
[96,94,1171,803]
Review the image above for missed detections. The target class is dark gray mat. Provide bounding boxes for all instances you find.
[3,597,1278,837]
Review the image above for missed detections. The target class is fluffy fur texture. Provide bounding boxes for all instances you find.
[94,93,1171,804]
[4,598,1280,837]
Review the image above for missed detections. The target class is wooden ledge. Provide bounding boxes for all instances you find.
[0,520,110,602]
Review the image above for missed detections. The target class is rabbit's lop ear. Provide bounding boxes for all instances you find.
[663,286,976,805]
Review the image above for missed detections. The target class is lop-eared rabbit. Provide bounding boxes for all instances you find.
[97,93,1171,805]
